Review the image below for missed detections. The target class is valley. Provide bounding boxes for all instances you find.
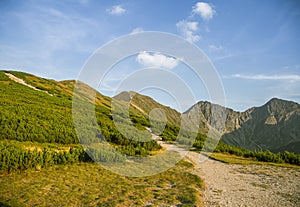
[1,138,299,207]
[1,0,299,206]
[0,70,299,206]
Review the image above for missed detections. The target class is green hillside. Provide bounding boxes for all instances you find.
[113,91,195,144]
[0,70,160,156]
[114,91,181,126]
[0,70,299,173]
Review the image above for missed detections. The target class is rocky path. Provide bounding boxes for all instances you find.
[185,151,300,207]
[5,72,53,96]
[155,134,299,207]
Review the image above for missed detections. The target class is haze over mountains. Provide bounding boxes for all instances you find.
[1,70,299,153]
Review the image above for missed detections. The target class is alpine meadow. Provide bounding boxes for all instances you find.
[1,1,300,206]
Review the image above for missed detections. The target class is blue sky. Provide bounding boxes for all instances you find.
[0,0,299,111]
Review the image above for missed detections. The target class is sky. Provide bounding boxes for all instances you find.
[0,0,299,112]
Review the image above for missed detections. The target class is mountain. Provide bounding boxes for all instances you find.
[1,70,299,154]
[186,98,300,153]
[222,98,300,153]
[0,70,114,143]
[114,91,181,126]
[1,70,111,106]
[0,70,161,155]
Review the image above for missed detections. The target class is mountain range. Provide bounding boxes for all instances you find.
[185,99,300,153]
[1,70,299,153]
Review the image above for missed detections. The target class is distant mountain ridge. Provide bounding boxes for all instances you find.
[111,89,300,154]
[186,98,300,153]
[1,70,299,153]
[114,91,181,126]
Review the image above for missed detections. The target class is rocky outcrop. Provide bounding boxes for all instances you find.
[185,98,300,153]
[264,115,277,125]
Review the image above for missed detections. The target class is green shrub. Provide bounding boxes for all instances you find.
[0,140,91,174]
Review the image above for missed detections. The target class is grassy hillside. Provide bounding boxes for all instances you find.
[0,71,77,143]
[0,160,204,207]
[1,70,299,169]
[1,70,300,207]
[114,91,181,126]
[0,71,160,156]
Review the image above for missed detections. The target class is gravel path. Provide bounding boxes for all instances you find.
[156,134,299,207]
[185,151,300,207]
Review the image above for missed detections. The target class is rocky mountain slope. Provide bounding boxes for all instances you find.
[1,70,299,153]
[114,91,181,126]
[186,98,300,153]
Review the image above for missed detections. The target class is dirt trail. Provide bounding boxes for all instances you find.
[185,151,300,207]
[5,73,53,96]
[157,138,299,207]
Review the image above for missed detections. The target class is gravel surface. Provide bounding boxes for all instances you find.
[185,152,300,207]
[157,135,299,207]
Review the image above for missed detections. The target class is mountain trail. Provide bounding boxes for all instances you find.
[5,73,53,96]
[185,151,300,207]
[156,136,299,207]
[131,102,147,115]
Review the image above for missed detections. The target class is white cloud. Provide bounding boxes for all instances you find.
[230,74,300,81]
[107,5,126,15]
[131,27,144,34]
[136,51,180,69]
[209,44,223,51]
[176,20,201,43]
[192,2,216,20]
[175,2,217,42]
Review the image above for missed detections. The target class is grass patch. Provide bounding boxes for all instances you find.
[209,153,300,169]
[0,160,203,207]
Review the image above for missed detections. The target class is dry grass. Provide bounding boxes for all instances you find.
[0,160,204,207]
[209,153,300,169]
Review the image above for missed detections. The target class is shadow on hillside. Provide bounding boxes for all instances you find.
[220,103,300,154]
[0,202,11,207]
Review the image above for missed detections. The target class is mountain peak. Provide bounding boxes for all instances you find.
[263,97,299,114]
[113,91,137,102]
[265,97,298,105]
